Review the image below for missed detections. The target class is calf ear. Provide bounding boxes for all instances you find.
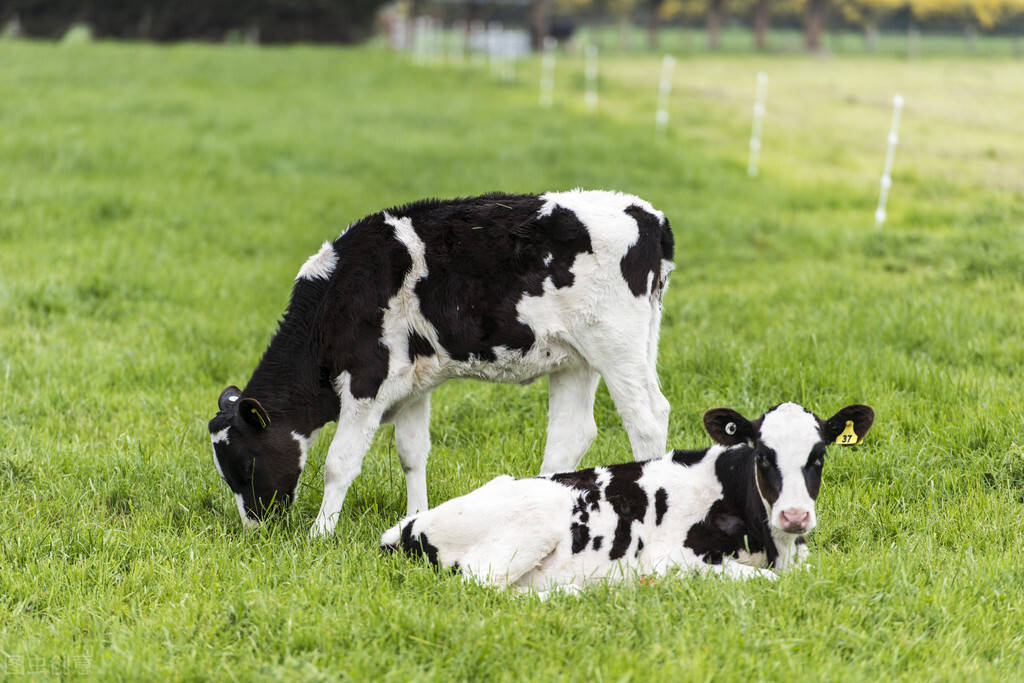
[703,408,757,446]
[218,385,242,412]
[823,404,874,446]
[239,397,271,430]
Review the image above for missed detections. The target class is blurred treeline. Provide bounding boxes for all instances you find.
[413,0,1024,53]
[0,0,390,43]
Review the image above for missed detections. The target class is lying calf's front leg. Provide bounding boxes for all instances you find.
[645,548,777,582]
[708,559,778,581]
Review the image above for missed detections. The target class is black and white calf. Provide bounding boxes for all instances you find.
[208,190,674,537]
[381,402,874,592]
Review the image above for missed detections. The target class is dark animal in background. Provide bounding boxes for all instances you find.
[381,402,874,595]
[208,190,675,537]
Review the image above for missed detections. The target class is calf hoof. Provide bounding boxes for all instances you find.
[308,521,334,539]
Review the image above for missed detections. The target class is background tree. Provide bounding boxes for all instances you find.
[911,0,1023,46]
[751,0,772,49]
[529,0,553,49]
[802,0,828,50]
[839,0,907,49]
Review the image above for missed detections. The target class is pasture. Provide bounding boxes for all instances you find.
[1,39,1023,679]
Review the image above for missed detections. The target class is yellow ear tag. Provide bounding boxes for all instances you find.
[835,420,859,445]
[251,407,267,429]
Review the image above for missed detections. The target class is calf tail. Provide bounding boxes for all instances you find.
[657,216,675,298]
[380,517,441,566]
[380,522,403,552]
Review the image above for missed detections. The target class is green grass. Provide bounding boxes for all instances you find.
[1,38,1023,680]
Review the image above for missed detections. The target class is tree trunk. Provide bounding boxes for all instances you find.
[753,0,769,50]
[804,0,827,52]
[528,0,552,51]
[707,0,722,51]
[619,16,632,52]
[906,23,919,58]
[864,24,878,52]
[965,24,977,52]
[646,4,660,50]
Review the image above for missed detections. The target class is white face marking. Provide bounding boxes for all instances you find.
[543,252,553,267]
[290,429,318,500]
[236,494,256,528]
[296,241,338,281]
[211,429,229,479]
[211,445,225,479]
[757,403,821,532]
[291,431,311,469]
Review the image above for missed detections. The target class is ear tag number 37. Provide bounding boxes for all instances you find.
[835,420,858,445]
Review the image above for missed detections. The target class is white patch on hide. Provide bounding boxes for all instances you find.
[538,189,664,258]
[380,213,445,386]
[296,241,337,281]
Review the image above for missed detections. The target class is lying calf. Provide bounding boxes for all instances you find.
[381,402,874,592]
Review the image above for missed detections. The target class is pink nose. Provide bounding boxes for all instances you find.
[780,508,811,532]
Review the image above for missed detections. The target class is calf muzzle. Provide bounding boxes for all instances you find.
[779,508,811,534]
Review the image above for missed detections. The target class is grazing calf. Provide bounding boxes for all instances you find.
[208,190,674,537]
[381,402,874,593]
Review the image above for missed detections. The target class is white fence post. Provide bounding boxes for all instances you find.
[539,37,556,107]
[747,71,767,177]
[584,44,599,112]
[875,94,904,228]
[655,54,675,133]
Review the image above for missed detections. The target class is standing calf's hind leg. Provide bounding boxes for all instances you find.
[602,370,669,462]
[395,394,431,516]
[578,300,670,462]
[540,366,601,474]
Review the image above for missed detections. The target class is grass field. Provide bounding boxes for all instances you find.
[1,37,1023,680]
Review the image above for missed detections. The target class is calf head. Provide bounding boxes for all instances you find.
[703,402,874,536]
[208,386,302,527]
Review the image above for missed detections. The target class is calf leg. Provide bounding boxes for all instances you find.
[578,312,669,462]
[394,394,431,516]
[461,535,559,588]
[540,365,601,474]
[707,560,778,581]
[310,408,383,538]
[645,299,672,440]
[598,364,668,462]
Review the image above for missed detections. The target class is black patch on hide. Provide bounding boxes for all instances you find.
[605,462,649,560]
[399,193,594,362]
[407,331,435,361]
[620,205,673,297]
[684,446,776,566]
[671,449,707,467]
[570,522,591,554]
[400,520,440,566]
[654,488,668,526]
[551,468,602,511]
